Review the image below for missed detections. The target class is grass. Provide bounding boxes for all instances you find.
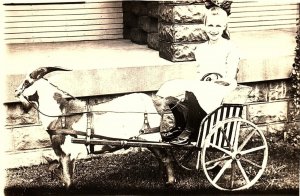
[4,143,299,195]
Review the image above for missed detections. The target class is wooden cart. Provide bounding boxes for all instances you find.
[71,85,268,191]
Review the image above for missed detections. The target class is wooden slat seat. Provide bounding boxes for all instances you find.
[197,104,244,148]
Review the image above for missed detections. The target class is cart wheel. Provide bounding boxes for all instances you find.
[172,148,199,170]
[201,118,268,191]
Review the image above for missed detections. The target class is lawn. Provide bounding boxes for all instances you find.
[4,143,299,195]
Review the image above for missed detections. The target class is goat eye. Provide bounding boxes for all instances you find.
[23,80,30,87]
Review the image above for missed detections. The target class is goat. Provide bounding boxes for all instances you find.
[15,67,176,188]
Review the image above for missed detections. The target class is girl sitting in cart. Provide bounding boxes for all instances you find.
[155,5,240,145]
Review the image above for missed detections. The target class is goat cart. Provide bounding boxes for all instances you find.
[70,84,268,191]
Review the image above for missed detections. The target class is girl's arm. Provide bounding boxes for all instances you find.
[216,43,240,86]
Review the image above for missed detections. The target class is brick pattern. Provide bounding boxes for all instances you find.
[268,123,286,134]
[147,2,159,18]
[247,83,269,102]
[158,2,208,62]
[123,1,159,50]
[5,103,39,126]
[269,80,289,101]
[11,126,51,151]
[159,23,207,42]
[5,125,51,152]
[247,102,287,124]
[139,16,158,33]
[159,4,206,23]
[130,28,148,44]
[159,41,198,61]
[244,80,298,137]
[147,33,159,50]
[246,80,290,103]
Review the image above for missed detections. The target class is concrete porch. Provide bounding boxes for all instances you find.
[4,28,297,103]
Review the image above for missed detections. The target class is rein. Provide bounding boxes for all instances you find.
[22,95,162,118]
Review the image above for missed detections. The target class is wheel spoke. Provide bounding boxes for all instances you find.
[238,129,256,151]
[210,143,232,155]
[205,155,231,167]
[240,145,266,155]
[196,150,201,170]
[213,159,232,183]
[179,150,194,162]
[241,157,262,169]
[230,160,236,189]
[236,160,250,184]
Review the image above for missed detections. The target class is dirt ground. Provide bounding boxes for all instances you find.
[4,144,299,195]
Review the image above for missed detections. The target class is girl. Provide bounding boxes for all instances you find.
[156,6,240,145]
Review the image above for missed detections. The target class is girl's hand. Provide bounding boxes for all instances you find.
[214,80,230,86]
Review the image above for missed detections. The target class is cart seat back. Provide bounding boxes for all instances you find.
[197,104,243,148]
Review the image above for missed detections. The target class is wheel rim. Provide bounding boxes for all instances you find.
[172,148,199,170]
[201,118,268,191]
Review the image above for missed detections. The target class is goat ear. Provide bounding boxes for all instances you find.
[27,91,39,104]
[29,67,72,80]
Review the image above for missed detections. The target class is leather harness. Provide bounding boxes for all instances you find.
[46,103,160,154]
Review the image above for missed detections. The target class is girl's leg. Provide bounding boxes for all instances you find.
[171,91,207,145]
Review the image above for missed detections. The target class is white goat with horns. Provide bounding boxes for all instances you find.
[15,67,176,188]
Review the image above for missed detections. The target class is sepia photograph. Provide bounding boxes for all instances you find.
[2,0,300,195]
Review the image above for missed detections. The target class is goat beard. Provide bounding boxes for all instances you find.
[19,95,35,113]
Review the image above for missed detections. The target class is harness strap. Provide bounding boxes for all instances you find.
[139,113,151,134]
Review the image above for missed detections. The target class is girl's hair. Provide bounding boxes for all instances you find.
[204,6,228,25]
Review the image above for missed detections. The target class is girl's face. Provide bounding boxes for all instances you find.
[205,15,227,42]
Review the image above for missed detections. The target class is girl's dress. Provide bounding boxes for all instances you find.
[156,39,240,114]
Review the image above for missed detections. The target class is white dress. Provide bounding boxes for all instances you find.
[157,39,240,114]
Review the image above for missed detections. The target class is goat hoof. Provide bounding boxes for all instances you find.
[165,179,176,187]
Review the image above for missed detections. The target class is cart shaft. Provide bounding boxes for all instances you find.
[72,138,197,149]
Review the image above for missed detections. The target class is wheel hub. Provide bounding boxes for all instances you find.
[231,152,242,160]
[235,153,241,160]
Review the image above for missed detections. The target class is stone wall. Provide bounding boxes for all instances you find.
[158,1,208,62]
[123,1,159,50]
[5,103,48,152]
[244,80,299,140]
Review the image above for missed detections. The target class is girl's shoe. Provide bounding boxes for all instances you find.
[170,129,191,145]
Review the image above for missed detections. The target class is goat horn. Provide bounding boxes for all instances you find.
[29,67,72,80]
